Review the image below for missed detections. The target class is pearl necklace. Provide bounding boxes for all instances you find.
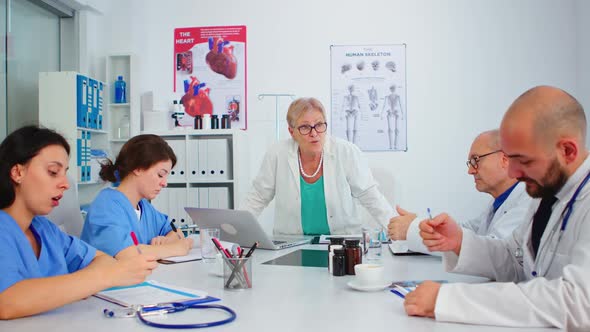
[298,150,324,178]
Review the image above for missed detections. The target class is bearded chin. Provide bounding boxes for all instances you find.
[521,159,568,198]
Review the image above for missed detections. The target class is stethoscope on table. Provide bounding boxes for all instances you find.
[104,301,237,329]
[515,171,590,278]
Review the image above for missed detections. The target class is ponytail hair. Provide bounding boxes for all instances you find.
[100,134,176,183]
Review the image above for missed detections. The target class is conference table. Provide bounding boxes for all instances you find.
[1,244,557,332]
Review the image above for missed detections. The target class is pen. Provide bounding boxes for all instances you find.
[169,221,183,240]
[211,238,232,259]
[244,242,259,258]
[427,208,433,220]
[130,231,142,255]
[390,289,405,299]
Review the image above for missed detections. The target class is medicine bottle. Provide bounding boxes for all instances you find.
[332,248,346,276]
[345,239,361,275]
[328,244,343,274]
[194,115,203,129]
[221,114,231,129]
[328,237,345,254]
[212,114,220,129]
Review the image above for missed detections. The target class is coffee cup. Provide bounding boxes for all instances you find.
[354,264,384,286]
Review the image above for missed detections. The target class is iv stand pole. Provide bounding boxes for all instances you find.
[257,94,296,139]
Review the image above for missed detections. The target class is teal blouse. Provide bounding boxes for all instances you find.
[300,176,330,235]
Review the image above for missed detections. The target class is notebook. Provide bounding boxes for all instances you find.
[185,207,312,250]
[388,241,428,256]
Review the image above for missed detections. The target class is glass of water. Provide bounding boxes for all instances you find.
[200,227,220,263]
[362,227,382,262]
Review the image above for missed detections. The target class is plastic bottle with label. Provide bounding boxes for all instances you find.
[114,76,127,103]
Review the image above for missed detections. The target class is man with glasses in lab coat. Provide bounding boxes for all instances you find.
[388,129,531,254]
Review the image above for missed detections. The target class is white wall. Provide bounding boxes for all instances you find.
[94,0,578,226]
[576,0,590,146]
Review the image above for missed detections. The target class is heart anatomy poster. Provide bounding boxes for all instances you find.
[330,44,406,151]
[174,25,247,129]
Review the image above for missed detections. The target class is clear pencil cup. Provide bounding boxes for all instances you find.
[223,257,252,290]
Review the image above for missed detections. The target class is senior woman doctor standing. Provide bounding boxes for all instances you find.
[241,97,396,235]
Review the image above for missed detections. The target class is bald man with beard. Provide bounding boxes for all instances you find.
[404,86,590,330]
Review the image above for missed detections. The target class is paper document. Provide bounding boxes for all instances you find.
[390,280,448,294]
[95,280,212,307]
[159,248,202,264]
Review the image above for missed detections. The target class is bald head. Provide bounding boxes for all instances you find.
[503,86,586,149]
[475,129,501,151]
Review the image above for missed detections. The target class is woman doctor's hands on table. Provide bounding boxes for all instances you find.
[403,213,464,318]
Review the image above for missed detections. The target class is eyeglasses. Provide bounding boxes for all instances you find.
[297,122,328,135]
[466,150,502,169]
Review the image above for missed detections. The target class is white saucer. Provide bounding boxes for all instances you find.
[347,280,390,292]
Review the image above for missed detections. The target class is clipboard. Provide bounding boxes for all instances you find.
[95,280,219,307]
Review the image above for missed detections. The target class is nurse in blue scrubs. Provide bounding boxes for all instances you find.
[81,134,193,259]
[0,126,158,319]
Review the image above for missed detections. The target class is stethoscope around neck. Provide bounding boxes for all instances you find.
[528,171,590,278]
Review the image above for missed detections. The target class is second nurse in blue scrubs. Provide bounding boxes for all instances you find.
[81,134,193,259]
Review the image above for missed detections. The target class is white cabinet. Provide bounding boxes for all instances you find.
[106,54,139,156]
[145,129,241,226]
[39,71,109,205]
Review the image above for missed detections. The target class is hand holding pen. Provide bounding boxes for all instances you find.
[130,231,143,255]
[169,221,183,240]
[419,210,463,255]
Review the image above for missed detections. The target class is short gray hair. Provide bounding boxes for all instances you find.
[286,97,327,128]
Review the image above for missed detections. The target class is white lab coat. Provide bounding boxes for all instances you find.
[435,157,590,330]
[240,136,395,235]
[406,182,532,254]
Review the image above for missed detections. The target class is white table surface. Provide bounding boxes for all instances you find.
[0,244,558,332]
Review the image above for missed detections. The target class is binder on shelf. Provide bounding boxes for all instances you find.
[166,140,185,183]
[76,130,83,182]
[97,81,104,129]
[208,139,228,180]
[187,187,199,224]
[198,140,208,179]
[187,140,200,182]
[198,187,209,208]
[76,74,88,127]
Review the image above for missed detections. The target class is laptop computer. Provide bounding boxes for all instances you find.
[185,207,311,250]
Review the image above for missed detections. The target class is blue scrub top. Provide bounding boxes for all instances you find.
[0,211,97,294]
[81,188,172,256]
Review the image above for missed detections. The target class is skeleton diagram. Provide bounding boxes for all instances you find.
[342,84,361,144]
[368,86,378,111]
[381,85,404,150]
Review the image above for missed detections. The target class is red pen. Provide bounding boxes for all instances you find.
[130,231,143,255]
[211,237,232,259]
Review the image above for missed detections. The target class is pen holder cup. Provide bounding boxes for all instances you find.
[223,257,253,290]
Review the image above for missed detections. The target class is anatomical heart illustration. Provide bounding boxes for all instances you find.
[206,37,238,79]
[180,76,213,117]
[174,25,247,129]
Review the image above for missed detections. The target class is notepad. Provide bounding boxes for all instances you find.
[95,280,217,307]
[159,248,203,264]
